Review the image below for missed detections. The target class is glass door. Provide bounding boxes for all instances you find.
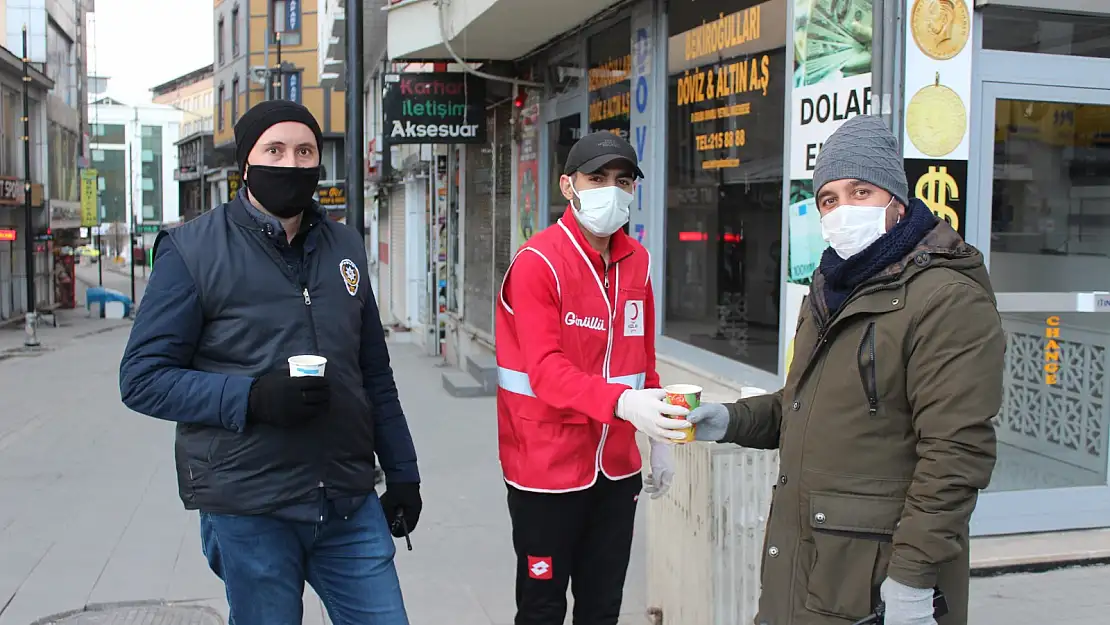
[972,81,1110,536]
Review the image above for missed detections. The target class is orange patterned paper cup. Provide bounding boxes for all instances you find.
[663,384,702,443]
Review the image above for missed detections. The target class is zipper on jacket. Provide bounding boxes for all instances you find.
[801,282,899,385]
[301,282,321,354]
[595,263,618,476]
[603,260,610,291]
[857,321,878,416]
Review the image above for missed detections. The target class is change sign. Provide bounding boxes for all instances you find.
[383,73,487,145]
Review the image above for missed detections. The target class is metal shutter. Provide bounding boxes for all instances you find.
[377,193,393,326]
[0,241,11,319]
[389,185,407,326]
[463,110,496,335]
[493,103,513,302]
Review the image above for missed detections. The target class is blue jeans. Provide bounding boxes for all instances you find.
[200,494,409,625]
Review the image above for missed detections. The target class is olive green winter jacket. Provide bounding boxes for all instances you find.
[723,220,1005,625]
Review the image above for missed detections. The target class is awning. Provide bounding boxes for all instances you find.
[386,0,623,61]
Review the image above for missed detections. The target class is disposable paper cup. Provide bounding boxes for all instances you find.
[288,355,327,377]
[663,384,702,443]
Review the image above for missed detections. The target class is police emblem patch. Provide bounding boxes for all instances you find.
[339,259,360,296]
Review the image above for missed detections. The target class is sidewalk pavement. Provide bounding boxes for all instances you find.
[0,308,131,356]
[0,323,1108,624]
[0,327,647,625]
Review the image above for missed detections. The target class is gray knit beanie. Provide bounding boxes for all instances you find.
[812,115,909,207]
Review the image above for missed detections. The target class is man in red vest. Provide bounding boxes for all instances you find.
[494,131,689,625]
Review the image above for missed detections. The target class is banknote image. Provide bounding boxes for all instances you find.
[793,0,873,87]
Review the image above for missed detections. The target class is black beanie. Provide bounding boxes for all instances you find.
[234,100,324,173]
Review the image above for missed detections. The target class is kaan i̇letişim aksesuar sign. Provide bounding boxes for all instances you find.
[388,74,483,142]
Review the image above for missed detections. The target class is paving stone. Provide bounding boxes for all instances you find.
[31,603,222,625]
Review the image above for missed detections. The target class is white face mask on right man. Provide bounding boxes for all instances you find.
[570,181,633,237]
[820,198,893,259]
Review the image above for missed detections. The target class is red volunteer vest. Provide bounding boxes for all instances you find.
[495,209,653,492]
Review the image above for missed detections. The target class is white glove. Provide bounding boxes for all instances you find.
[643,439,675,499]
[880,578,937,625]
[615,389,690,442]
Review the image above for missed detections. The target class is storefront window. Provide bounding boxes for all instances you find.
[548,114,581,226]
[141,126,163,222]
[664,0,788,373]
[986,97,1110,493]
[587,18,632,141]
[49,122,79,203]
[983,9,1110,59]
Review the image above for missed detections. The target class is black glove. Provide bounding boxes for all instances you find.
[379,482,422,538]
[247,371,330,428]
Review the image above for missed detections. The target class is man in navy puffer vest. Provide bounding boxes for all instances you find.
[120,100,420,625]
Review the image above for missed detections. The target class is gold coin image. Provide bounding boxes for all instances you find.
[906,74,967,158]
[910,0,971,61]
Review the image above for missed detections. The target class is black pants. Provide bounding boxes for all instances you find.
[506,475,642,625]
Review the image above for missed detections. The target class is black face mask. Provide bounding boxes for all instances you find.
[245,164,321,219]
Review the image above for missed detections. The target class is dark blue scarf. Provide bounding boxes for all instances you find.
[820,199,938,315]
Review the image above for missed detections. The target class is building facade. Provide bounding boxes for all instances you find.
[151,64,224,223]
[0,41,51,322]
[376,0,1110,556]
[0,0,90,317]
[4,0,88,233]
[86,96,182,262]
[212,0,348,213]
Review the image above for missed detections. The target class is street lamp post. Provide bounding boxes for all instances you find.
[273,32,283,100]
[344,0,365,235]
[21,26,38,347]
[128,140,136,306]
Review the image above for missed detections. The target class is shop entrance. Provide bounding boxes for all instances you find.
[971,52,1110,535]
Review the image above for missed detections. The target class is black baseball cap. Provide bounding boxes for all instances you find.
[563,131,644,179]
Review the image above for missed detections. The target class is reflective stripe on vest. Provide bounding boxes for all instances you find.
[498,367,645,397]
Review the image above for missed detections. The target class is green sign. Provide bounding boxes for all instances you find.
[136,224,161,234]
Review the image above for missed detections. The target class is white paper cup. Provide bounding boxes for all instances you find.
[288,355,327,377]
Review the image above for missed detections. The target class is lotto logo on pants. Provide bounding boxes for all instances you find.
[527,556,553,580]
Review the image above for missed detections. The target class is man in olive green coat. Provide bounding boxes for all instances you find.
[688,115,1005,625]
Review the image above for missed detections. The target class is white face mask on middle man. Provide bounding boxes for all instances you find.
[569,181,634,238]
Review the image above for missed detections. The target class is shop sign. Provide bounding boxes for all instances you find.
[1045,315,1062,385]
[517,91,540,247]
[901,0,973,232]
[630,13,652,238]
[670,2,781,175]
[383,73,487,144]
[227,172,242,201]
[905,159,966,236]
[786,0,875,285]
[587,18,632,142]
[318,183,346,207]
[0,176,22,205]
[81,169,100,227]
[283,71,302,104]
[285,0,301,34]
[0,228,15,241]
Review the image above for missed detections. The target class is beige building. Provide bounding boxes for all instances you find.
[152,65,223,222]
[212,0,348,213]
[152,64,214,137]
